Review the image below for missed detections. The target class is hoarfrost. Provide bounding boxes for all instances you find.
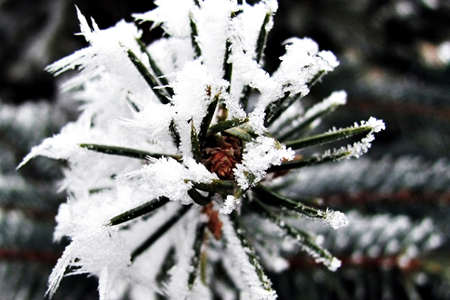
[47,194,132,299]
[324,209,349,229]
[195,0,237,79]
[234,136,294,190]
[222,216,277,300]
[220,195,240,214]
[163,210,198,300]
[133,0,194,38]
[122,157,216,204]
[321,117,386,160]
[272,37,339,97]
[17,0,388,298]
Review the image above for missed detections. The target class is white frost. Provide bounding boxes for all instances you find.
[272,37,339,97]
[322,117,386,160]
[324,209,349,230]
[221,216,278,300]
[133,0,194,38]
[234,136,294,190]
[17,0,380,298]
[219,195,240,214]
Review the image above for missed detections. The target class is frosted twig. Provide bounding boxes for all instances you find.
[252,200,342,271]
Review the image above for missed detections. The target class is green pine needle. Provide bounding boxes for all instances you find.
[206,117,249,137]
[188,222,207,290]
[253,185,327,220]
[284,125,374,150]
[131,204,192,262]
[267,151,350,173]
[199,91,220,140]
[190,15,201,58]
[187,188,211,206]
[107,197,171,226]
[136,38,174,97]
[191,120,202,163]
[190,179,236,193]
[229,211,274,293]
[252,200,337,267]
[277,103,342,141]
[126,48,171,104]
[79,143,181,161]
[223,127,255,142]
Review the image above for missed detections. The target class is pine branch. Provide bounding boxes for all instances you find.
[251,200,341,271]
[229,211,276,296]
[253,185,328,220]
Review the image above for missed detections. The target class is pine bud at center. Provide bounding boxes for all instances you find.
[201,134,242,180]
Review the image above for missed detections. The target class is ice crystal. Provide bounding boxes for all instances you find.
[324,209,349,230]
[234,136,294,190]
[19,0,385,299]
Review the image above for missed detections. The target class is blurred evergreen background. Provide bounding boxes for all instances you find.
[1,0,449,299]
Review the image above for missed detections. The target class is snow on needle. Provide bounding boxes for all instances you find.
[18,0,384,299]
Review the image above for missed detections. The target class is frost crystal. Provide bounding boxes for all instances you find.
[19,0,385,299]
[324,209,349,230]
[320,117,386,160]
[304,91,347,122]
[234,136,294,190]
[220,195,240,214]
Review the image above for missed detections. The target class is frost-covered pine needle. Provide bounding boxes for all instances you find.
[18,0,385,299]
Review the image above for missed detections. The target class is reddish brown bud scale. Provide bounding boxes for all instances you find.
[201,134,242,180]
[202,203,223,240]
